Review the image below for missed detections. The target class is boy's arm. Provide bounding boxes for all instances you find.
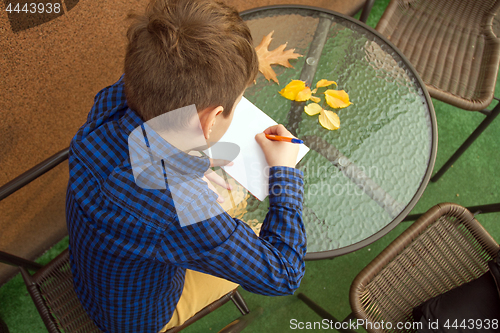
[157,167,305,296]
[156,125,306,296]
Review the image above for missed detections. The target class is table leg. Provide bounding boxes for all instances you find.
[297,293,358,333]
[287,14,332,136]
[403,202,500,222]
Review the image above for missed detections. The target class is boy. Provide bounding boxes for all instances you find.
[66,0,306,332]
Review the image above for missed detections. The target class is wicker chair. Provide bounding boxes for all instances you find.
[349,203,499,332]
[18,249,257,333]
[0,149,260,333]
[375,0,500,181]
[298,203,499,332]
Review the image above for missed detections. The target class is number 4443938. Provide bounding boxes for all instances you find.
[5,2,61,14]
[444,319,498,330]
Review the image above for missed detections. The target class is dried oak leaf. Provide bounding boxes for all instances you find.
[255,31,302,84]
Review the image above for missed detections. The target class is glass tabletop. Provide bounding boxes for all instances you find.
[237,6,437,259]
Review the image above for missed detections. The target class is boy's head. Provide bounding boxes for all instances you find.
[124,0,258,127]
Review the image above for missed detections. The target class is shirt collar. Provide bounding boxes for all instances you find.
[141,123,210,177]
[125,108,210,180]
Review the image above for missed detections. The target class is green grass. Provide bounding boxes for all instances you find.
[1,0,500,332]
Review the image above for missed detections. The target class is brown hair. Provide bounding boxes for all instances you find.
[124,0,258,122]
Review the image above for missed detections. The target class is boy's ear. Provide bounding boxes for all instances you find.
[199,105,224,139]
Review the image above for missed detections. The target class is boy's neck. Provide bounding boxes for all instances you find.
[157,128,207,153]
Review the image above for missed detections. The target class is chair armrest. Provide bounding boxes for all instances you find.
[0,147,69,201]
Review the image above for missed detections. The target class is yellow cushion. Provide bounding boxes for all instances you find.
[160,269,239,332]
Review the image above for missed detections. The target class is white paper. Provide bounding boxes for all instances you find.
[205,97,309,201]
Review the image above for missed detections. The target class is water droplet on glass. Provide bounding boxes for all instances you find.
[306,57,317,65]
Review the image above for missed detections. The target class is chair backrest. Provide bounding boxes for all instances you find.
[350,203,499,333]
[20,249,103,333]
[376,0,500,111]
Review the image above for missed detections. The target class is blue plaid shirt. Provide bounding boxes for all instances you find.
[66,76,306,333]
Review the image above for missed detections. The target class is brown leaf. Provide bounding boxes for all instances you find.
[255,31,302,84]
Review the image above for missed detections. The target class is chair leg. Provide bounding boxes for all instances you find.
[359,0,375,23]
[230,290,250,315]
[218,307,263,333]
[0,318,9,333]
[297,293,358,333]
[431,104,500,182]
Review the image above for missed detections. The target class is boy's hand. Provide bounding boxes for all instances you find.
[202,158,233,203]
[255,124,300,168]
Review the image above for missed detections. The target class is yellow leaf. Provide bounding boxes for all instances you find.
[319,109,340,130]
[310,96,321,103]
[311,88,318,94]
[255,31,303,84]
[279,80,306,100]
[304,103,322,116]
[316,79,337,88]
[296,87,311,101]
[324,89,352,109]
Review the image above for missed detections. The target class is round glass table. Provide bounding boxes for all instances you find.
[237,5,437,259]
